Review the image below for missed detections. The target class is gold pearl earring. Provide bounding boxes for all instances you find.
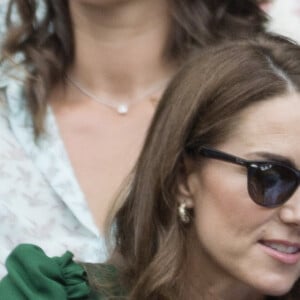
[178,202,191,224]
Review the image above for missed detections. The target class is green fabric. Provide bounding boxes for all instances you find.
[0,244,90,299]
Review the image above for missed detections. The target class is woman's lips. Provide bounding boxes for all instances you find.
[259,240,300,265]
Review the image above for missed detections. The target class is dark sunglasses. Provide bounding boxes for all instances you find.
[185,146,300,208]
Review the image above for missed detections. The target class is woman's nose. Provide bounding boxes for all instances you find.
[279,189,300,227]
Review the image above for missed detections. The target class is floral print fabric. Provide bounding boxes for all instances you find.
[0,67,107,277]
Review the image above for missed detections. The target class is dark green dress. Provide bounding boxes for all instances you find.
[0,244,125,299]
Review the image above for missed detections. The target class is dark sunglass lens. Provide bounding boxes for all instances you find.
[247,164,298,207]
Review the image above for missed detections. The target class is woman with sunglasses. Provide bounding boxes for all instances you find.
[1,33,300,299]
[0,0,267,277]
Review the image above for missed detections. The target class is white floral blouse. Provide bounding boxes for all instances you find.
[0,66,107,277]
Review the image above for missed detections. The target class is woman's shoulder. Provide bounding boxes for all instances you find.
[0,244,124,300]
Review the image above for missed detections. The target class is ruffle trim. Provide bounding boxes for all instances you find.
[54,251,90,299]
[1,244,90,299]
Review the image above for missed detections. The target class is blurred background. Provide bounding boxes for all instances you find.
[261,0,300,43]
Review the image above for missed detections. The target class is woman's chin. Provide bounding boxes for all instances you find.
[256,276,297,297]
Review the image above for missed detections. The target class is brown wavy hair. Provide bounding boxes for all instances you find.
[111,34,300,299]
[1,0,266,136]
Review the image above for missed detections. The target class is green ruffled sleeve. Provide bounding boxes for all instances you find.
[0,244,91,300]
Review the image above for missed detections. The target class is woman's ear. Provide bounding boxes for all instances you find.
[176,157,196,209]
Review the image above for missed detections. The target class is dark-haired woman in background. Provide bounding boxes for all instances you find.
[0,0,266,276]
[1,33,300,300]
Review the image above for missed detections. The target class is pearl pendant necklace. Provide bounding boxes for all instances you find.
[66,75,169,115]
[117,104,129,115]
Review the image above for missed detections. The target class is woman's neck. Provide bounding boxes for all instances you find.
[181,276,265,300]
[68,0,175,101]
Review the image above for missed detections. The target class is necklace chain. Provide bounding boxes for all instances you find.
[66,75,169,115]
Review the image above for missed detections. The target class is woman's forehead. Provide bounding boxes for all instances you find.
[219,92,300,156]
